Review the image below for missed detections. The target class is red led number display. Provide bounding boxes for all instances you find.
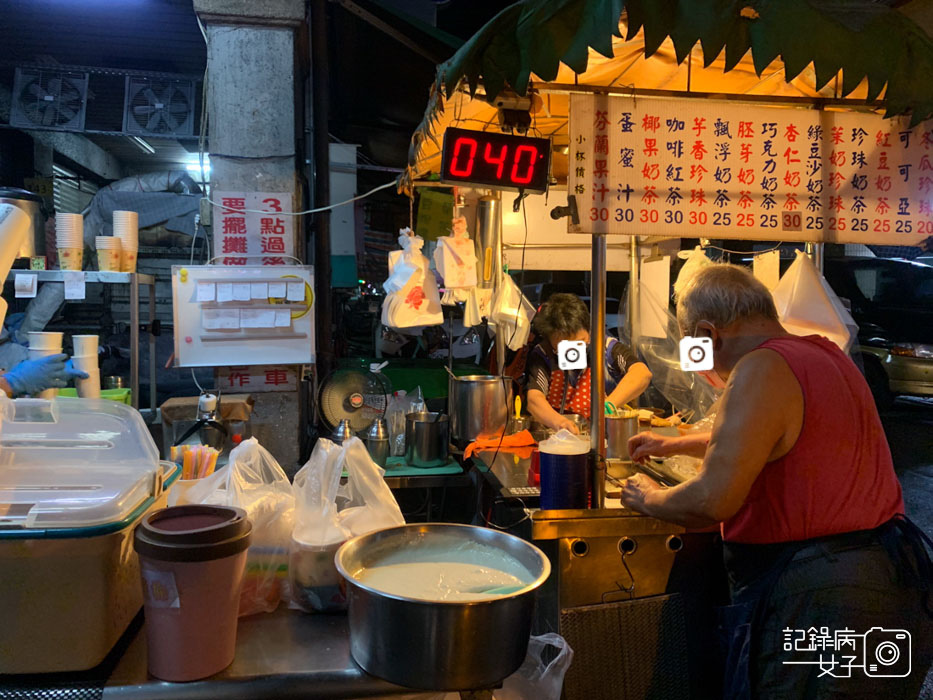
[441,127,551,194]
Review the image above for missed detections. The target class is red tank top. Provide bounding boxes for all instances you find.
[722,335,903,544]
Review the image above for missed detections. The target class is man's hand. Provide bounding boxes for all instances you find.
[620,473,662,513]
[628,432,677,463]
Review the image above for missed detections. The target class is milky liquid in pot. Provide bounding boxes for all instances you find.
[353,539,533,602]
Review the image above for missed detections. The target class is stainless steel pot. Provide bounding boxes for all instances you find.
[335,523,551,691]
[448,375,511,448]
[0,188,46,258]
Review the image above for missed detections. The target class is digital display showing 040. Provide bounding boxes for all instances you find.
[440,127,551,194]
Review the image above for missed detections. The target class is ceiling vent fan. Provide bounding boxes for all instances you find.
[10,67,88,131]
[122,77,195,137]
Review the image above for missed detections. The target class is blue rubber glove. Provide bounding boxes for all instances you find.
[4,354,90,396]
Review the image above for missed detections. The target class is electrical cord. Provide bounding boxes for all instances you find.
[203,180,397,217]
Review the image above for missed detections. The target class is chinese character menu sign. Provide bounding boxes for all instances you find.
[568,95,930,245]
[213,192,295,264]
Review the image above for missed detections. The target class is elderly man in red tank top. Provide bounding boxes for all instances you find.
[621,264,932,699]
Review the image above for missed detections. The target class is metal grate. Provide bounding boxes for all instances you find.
[560,594,690,700]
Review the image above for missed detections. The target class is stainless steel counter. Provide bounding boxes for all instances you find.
[103,608,409,699]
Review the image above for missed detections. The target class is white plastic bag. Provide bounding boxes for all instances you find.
[433,217,478,289]
[497,634,574,700]
[180,437,295,616]
[382,229,444,329]
[289,438,351,613]
[464,287,494,327]
[490,275,536,350]
[673,245,712,295]
[771,250,858,352]
[336,437,405,536]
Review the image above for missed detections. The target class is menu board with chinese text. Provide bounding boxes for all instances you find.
[213,192,295,264]
[568,95,929,246]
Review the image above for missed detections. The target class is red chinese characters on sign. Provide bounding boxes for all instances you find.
[213,192,294,265]
[218,366,297,393]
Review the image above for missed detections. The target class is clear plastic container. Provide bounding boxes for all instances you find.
[0,396,176,673]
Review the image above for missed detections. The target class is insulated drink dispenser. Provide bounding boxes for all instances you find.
[538,431,590,510]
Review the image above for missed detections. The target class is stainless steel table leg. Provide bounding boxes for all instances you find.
[130,273,139,409]
[149,282,156,412]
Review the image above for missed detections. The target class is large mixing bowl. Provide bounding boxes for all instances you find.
[335,523,551,691]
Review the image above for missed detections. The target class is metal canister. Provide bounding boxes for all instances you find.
[331,419,354,445]
[363,418,390,468]
[404,412,449,468]
[448,375,511,448]
[606,413,640,459]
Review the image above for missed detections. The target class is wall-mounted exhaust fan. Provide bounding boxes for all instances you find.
[123,77,195,137]
[10,68,89,131]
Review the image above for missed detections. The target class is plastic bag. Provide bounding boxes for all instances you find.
[497,633,574,700]
[386,387,425,457]
[772,250,858,352]
[673,246,712,295]
[289,438,351,613]
[490,275,536,350]
[179,437,295,616]
[403,635,572,700]
[336,437,405,536]
[464,287,494,327]
[382,229,444,329]
[433,217,478,289]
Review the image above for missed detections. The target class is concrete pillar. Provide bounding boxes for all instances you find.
[195,0,305,470]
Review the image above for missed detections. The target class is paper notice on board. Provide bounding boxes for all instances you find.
[203,309,240,330]
[63,271,85,300]
[286,282,304,302]
[268,282,287,298]
[274,309,292,328]
[256,310,276,328]
[754,250,781,291]
[197,282,215,302]
[639,256,671,339]
[216,283,234,303]
[250,282,268,299]
[14,273,37,298]
[233,283,251,302]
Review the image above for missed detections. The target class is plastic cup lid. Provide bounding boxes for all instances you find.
[134,505,252,563]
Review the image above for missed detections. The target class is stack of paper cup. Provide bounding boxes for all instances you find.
[27,332,64,400]
[56,214,84,271]
[71,334,100,399]
[95,236,123,272]
[113,210,139,273]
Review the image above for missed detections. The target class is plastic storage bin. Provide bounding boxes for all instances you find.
[0,397,177,674]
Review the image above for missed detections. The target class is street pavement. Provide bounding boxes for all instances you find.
[881,397,933,698]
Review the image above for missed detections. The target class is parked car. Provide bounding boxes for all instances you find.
[823,256,933,408]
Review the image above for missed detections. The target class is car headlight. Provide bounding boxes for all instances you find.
[890,343,933,359]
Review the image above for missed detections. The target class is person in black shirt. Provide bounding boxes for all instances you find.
[525,293,652,433]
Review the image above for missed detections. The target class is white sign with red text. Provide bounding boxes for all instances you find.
[568,94,929,246]
[213,191,295,265]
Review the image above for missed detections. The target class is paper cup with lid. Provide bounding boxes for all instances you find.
[134,505,252,682]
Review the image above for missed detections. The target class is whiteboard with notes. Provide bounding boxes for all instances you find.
[171,265,315,367]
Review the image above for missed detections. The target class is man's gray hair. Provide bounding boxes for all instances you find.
[675,263,778,335]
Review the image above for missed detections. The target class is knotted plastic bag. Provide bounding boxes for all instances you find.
[382,229,444,329]
[434,216,478,290]
[771,251,858,352]
[336,437,405,536]
[289,438,351,613]
[673,246,713,296]
[180,437,295,615]
[490,274,536,350]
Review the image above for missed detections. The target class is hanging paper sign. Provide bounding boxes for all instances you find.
[568,94,929,246]
[213,192,295,265]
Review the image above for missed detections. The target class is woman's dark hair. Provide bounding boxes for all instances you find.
[534,293,589,338]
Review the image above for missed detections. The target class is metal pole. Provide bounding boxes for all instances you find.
[149,283,156,413]
[629,236,639,345]
[311,0,333,375]
[806,241,825,273]
[130,273,139,410]
[590,234,607,509]
[476,195,505,373]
